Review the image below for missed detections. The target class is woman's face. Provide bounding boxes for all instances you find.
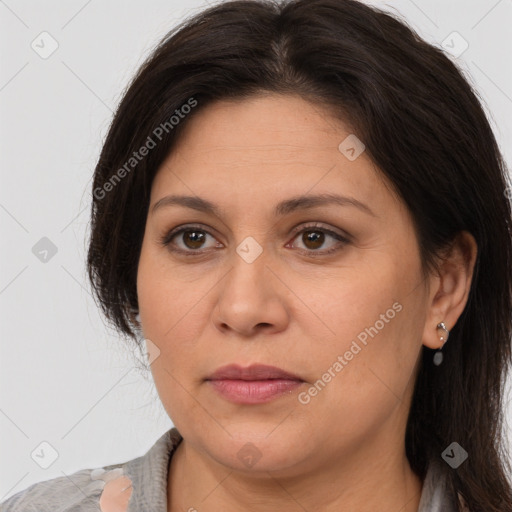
[137,93,435,475]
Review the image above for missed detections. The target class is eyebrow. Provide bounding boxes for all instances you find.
[151,193,376,218]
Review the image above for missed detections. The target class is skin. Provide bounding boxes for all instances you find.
[136,93,477,512]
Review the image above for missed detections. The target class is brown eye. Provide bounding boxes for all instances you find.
[161,223,349,257]
[181,229,206,249]
[161,225,221,254]
[302,230,325,250]
[289,224,349,255]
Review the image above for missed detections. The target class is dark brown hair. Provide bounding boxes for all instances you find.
[86,0,512,510]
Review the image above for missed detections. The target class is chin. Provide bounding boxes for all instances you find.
[200,425,309,474]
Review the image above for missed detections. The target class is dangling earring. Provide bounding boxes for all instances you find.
[433,322,449,366]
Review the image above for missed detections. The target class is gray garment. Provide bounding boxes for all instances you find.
[1,428,459,511]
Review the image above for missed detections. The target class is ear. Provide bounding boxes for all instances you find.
[422,231,478,349]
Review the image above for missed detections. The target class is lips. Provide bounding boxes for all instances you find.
[205,364,304,404]
[207,364,303,382]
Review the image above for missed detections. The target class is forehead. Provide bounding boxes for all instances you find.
[169,93,352,162]
[150,94,398,215]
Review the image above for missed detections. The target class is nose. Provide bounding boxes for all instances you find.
[211,241,290,338]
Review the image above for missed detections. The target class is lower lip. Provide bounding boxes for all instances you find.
[207,379,303,404]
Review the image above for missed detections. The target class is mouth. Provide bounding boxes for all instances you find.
[205,364,305,404]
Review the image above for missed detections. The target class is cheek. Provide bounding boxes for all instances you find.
[136,242,215,420]
[137,239,205,339]
[304,263,424,414]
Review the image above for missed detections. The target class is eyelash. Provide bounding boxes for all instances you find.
[159,223,351,257]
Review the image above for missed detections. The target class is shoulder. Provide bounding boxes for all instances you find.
[0,428,182,512]
[0,465,131,512]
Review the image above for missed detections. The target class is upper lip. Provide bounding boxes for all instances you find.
[207,364,303,381]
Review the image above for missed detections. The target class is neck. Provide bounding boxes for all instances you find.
[167,437,423,512]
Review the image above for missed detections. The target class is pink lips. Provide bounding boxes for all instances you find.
[206,364,304,404]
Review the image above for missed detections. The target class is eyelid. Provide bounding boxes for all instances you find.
[289,222,351,241]
[160,222,351,255]
[161,223,222,247]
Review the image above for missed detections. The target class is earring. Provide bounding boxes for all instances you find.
[135,312,141,324]
[433,322,449,366]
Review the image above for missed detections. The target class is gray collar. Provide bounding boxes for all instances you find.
[123,428,182,512]
[121,428,457,511]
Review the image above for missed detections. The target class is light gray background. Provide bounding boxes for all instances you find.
[1,0,511,501]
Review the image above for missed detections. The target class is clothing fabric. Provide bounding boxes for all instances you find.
[1,427,461,511]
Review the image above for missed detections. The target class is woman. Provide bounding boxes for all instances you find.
[2,0,511,510]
